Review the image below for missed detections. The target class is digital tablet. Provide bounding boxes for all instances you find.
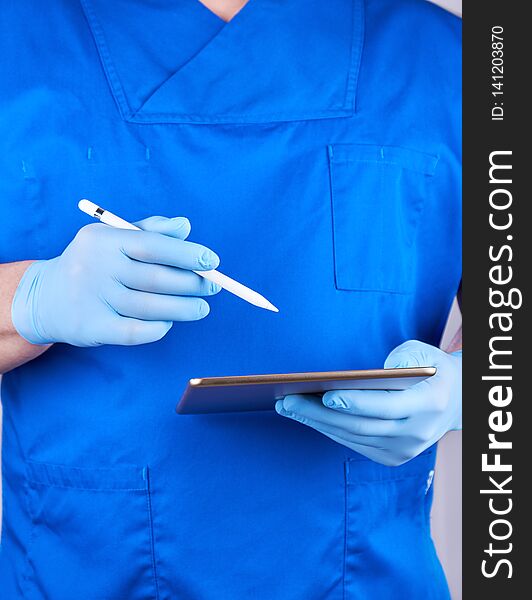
[175,367,436,414]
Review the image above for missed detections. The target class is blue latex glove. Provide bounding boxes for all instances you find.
[276,341,462,466]
[12,216,221,347]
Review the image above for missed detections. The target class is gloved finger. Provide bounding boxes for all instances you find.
[133,216,191,240]
[120,229,220,271]
[119,261,221,297]
[278,395,404,437]
[275,401,385,448]
[95,317,173,346]
[384,340,447,403]
[384,339,441,369]
[322,389,423,420]
[110,288,211,321]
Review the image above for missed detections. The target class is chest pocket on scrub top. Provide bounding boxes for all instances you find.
[327,144,439,294]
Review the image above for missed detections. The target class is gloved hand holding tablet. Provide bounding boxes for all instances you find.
[276,341,462,466]
[176,365,436,414]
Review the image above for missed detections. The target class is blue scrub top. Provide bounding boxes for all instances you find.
[0,1,461,598]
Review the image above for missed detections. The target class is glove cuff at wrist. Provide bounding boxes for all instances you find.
[11,260,53,345]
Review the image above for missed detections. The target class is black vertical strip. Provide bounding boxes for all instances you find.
[463,2,530,596]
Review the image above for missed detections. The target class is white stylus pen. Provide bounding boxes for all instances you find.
[78,199,279,313]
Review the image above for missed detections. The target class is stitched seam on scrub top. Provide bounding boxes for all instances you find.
[21,479,39,598]
[331,158,438,176]
[345,0,366,113]
[346,474,425,485]
[328,145,342,291]
[127,107,354,125]
[144,467,161,600]
[343,461,349,600]
[335,285,413,296]
[79,0,134,120]
[26,461,145,490]
[330,145,440,175]
[27,482,146,492]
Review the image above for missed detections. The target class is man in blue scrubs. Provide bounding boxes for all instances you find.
[0,1,461,598]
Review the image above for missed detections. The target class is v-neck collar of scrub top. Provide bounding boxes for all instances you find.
[80,0,364,124]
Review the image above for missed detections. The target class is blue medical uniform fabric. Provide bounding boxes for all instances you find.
[0,1,461,598]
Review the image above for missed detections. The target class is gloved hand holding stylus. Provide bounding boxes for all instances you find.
[276,341,462,466]
[11,216,221,347]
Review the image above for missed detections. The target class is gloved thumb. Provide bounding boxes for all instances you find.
[384,340,439,369]
[133,216,191,240]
